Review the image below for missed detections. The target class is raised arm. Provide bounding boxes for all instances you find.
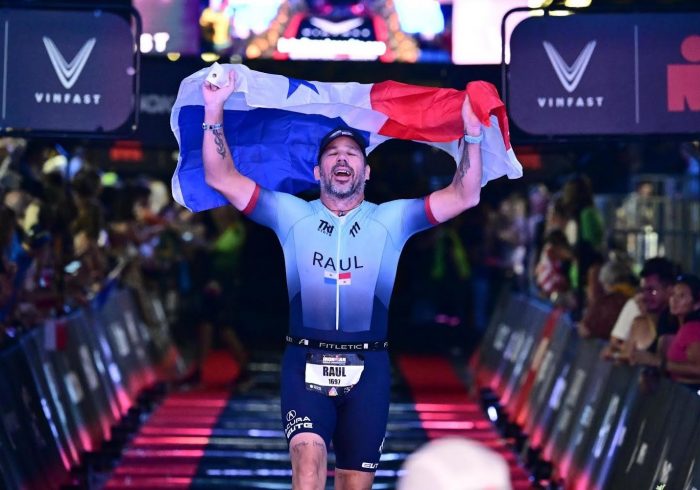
[428,94,483,223]
[202,70,257,211]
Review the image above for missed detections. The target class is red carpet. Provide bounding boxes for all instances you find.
[398,355,534,489]
[200,350,241,386]
[104,388,229,489]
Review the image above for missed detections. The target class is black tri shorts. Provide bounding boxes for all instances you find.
[280,344,390,472]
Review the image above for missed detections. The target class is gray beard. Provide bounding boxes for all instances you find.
[319,170,365,200]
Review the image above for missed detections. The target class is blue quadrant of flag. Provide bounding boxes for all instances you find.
[176,105,369,212]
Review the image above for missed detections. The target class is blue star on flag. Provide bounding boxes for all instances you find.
[287,77,319,98]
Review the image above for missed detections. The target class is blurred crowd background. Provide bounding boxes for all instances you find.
[2,135,700,390]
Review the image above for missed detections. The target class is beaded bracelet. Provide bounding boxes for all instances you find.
[202,122,223,131]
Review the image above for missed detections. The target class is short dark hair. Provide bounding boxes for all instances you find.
[675,274,700,302]
[317,127,367,164]
[640,257,678,286]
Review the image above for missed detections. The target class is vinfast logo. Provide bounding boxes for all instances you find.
[543,40,596,93]
[308,17,365,37]
[43,37,96,89]
[36,37,102,106]
[537,40,604,110]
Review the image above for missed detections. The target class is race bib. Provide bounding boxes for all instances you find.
[305,353,364,397]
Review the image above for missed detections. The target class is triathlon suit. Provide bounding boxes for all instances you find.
[243,184,437,471]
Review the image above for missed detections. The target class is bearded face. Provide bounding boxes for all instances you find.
[315,136,368,200]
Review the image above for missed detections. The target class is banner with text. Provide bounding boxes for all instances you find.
[0,7,138,136]
[506,12,700,136]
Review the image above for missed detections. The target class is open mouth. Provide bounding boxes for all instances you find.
[333,167,353,178]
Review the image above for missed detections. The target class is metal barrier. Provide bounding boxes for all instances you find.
[0,287,174,490]
[597,192,700,272]
[472,292,700,489]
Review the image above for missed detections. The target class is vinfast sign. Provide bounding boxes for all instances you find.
[0,7,138,135]
[506,12,700,136]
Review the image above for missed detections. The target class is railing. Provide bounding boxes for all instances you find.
[470,292,700,490]
[0,285,180,489]
[597,192,700,272]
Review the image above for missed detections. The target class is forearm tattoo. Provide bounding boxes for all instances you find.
[455,145,471,186]
[212,128,227,159]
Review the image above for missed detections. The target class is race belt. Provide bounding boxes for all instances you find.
[286,335,388,351]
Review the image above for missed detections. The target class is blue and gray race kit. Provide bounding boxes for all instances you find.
[244,185,437,471]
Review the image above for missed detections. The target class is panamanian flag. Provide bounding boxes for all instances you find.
[171,64,522,212]
[324,271,352,286]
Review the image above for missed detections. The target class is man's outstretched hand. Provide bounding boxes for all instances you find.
[203,69,236,110]
[462,94,481,136]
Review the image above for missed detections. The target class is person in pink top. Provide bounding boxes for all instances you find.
[633,274,700,391]
[665,274,700,390]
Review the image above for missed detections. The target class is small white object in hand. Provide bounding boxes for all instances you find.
[205,62,230,88]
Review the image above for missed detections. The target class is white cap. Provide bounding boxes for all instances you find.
[398,437,513,490]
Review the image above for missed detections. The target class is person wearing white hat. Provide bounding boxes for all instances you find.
[398,437,512,490]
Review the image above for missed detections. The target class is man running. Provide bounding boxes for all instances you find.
[201,70,483,490]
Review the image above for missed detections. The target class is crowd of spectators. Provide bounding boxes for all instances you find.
[386,140,699,392]
[3,133,700,393]
[0,138,255,377]
[519,171,700,393]
[1,139,159,345]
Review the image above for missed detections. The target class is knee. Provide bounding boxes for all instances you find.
[294,463,324,487]
[290,435,327,489]
[293,457,325,490]
[294,453,324,473]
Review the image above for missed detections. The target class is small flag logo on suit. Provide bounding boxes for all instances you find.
[324,271,352,285]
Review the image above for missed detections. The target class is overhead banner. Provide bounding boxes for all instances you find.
[506,12,700,136]
[0,7,138,136]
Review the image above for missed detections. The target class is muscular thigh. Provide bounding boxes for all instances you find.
[281,346,336,446]
[333,351,391,472]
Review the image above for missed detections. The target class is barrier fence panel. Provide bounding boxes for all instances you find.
[496,299,551,410]
[72,313,121,432]
[57,317,104,454]
[63,314,114,447]
[469,285,510,376]
[577,364,642,490]
[83,305,132,417]
[490,295,535,394]
[678,418,700,490]
[96,291,149,407]
[518,313,571,432]
[558,344,615,485]
[524,322,579,453]
[511,308,564,429]
[0,343,66,490]
[115,289,157,390]
[604,376,677,489]
[0,286,168,489]
[25,315,108,459]
[473,293,700,490]
[649,385,700,489]
[481,294,529,390]
[141,289,173,355]
[21,328,81,468]
[0,366,32,489]
[543,339,604,465]
[471,292,518,387]
[0,384,25,489]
